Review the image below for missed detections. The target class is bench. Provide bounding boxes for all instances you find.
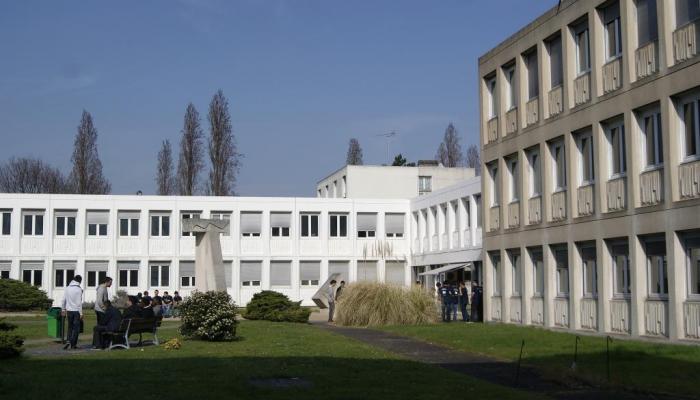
[107,316,163,350]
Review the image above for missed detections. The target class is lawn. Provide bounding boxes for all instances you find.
[381,322,700,398]
[0,318,541,400]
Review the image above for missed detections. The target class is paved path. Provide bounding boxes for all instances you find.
[314,322,686,400]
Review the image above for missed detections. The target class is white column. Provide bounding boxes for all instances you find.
[469,195,478,247]
[543,243,556,328]
[667,231,685,341]
[629,234,646,337]
[569,241,581,331]
[597,238,612,333]
[522,245,533,325]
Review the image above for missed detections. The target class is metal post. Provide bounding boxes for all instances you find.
[515,339,525,386]
[571,335,581,370]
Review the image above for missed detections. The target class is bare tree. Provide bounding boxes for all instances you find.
[207,90,240,196]
[435,123,463,167]
[465,144,481,176]
[0,157,68,193]
[69,110,111,194]
[176,103,205,195]
[156,139,175,195]
[346,138,363,165]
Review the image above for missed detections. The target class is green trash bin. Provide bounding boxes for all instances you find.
[47,307,64,340]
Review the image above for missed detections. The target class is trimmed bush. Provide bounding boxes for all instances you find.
[179,291,238,341]
[336,282,439,327]
[0,279,52,311]
[0,318,24,359]
[243,291,311,323]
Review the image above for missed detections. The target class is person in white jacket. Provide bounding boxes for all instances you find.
[61,275,83,350]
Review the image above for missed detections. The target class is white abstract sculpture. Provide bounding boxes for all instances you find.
[181,218,229,292]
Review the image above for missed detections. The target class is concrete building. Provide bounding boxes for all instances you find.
[316,162,474,199]
[479,0,700,342]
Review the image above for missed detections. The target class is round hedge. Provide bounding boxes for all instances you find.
[0,279,52,311]
[178,291,238,341]
[243,290,311,323]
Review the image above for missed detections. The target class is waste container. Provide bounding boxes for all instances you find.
[47,307,64,339]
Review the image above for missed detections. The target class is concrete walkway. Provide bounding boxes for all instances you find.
[313,321,685,400]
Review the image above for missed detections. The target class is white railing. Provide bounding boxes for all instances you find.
[607,177,626,212]
[491,296,502,321]
[640,168,663,206]
[240,237,264,255]
[487,117,498,143]
[679,160,700,199]
[528,196,541,225]
[525,97,538,126]
[510,297,522,323]
[580,298,597,330]
[554,298,569,327]
[645,300,668,337]
[505,108,518,136]
[149,238,173,256]
[577,184,594,216]
[574,72,591,106]
[635,41,658,79]
[548,85,563,117]
[440,233,448,250]
[673,20,698,64]
[489,205,500,231]
[507,201,519,228]
[53,238,79,255]
[684,302,700,339]
[85,238,110,256]
[531,297,544,325]
[610,299,631,334]
[551,191,567,221]
[270,238,293,255]
[117,238,140,256]
[602,57,622,94]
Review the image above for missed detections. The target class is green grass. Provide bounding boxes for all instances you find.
[381,322,700,397]
[0,319,542,400]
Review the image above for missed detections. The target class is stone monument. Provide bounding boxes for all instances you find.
[181,218,229,292]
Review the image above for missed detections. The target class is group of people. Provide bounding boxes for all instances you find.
[435,281,483,322]
[60,275,184,350]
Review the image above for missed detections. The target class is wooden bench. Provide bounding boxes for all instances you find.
[107,316,163,350]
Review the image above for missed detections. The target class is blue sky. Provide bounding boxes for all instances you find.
[0,0,555,196]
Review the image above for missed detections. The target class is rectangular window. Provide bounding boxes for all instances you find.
[504,65,516,110]
[149,264,170,287]
[210,212,232,236]
[578,133,595,184]
[529,149,542,197]
[86,262,108,288]
[555,247,569,296]
[682,98,700,158]
[486,76,497,119]
[357,261,378,282]
[356,213,376,238]
[179,261,195,288]
[240,212,262,237]
[300,261,320,286]
[637,0,658,45]
[475,195,483,228]
[491,253,501,296]
[329,213,348,238]
[551,141,567,189]
[22,268,43,287]
[118,262,139,287]
[508,157,519,202]
[54,266,75,288]
[686,236,700,295]
[548,35,563,87]
[86,211,108,237]
[1,211,10,236]
[603,2,622,60]
[23,212,44,236]
[0,262,10,280]
[677,0,700,26]
[641,110,663,166]
[300,213,319,238]
[490,163,500,205]
[645,238,668,295]
[270,212,291,237]
[510,251,521,296]
[530,248,544,296]
[329,261,349,282]
[118,212,139,237]
[55,212,76,236]
[385,213,405,238]
[581,246,597,297]
[418,176,432,193]
[270,261,292,286]
[608,122,627,176]
[181,212,201,237]
[240,261,262,286]
[574,21,590,74]
[526,51,538,99]
[611,243,630,296]
[150,214,170,237]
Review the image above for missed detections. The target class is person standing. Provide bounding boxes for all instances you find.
[335,281,346,300]
[162,291,173,317]
[94,276,112,325]
[327,280,337,323]
[449,283,459,322]
[92,300,122,349]
[459,281,470,322]
[439,281,450,322]
[61,275,84,350]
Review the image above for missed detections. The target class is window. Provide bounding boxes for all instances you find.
[580,246,597,297]
[528,148,542,197]
[54,263,76,288]
[270,212,291,237]
[240,212,262,237]
[637,0,658,45]
[677,0,700,27]
[357,260,378,282]
[86,261,108,288]
[554,247,569,296]
[329,261,349,282]
[551,140,567,190]
[386,261,406,285]
[300,261,320,286]
[21,262,43,286]
[385,213,404,238]
[118,211,139,237]
[548,35,563,87]
[55,212,76,236]
[577,132,595,184]
[504,65,516,110]
[329,213,348,238]
[530,248,544,296]
[640,109,663,167]
[603,2,622,60]
[508,157,519,202]
[210,212,232,236]
[611,243,630,296]
[644,237,667,296]
[150,264,170,287]
[510,251,521,296]
[486,76,498,119]
[181,212,201,237]
[118,262,139,287]
[0,262,10,280]
[686,235,700,296]
[300,213,319,238]
[526,50,539,100]
[270,261,292,286]
[240,261,261,286]
[491,253,501,295]
[150,213,170,237]
[489,163,500,205]
[23,211,44,236]
[356,213,376,238]
[574,20,590,74]
[418,176,432,193]
[86,211,108,237]
[607,121,627,176]
[1,211,10,236]
[681,97,700,158]
[179,261,195,288]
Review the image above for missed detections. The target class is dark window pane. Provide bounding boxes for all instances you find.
[311,215,318,237]
[330,216,337,236]
[34,270,42,286]
[55,270,64,287]
[162,216,170,236]
[151,216,159,236]
[24,215,32,235]
[131,219,139,236]
[130,270,138,287]
[119,270,128,286]
[1,271,9,279]
[23,270,31,283]
[88,224,97,236]
[301,216,308,236]
[98,271,107,284]
[151,266,159,286]
[161,265,169,286]
[120,219,128,236]
[67,217,75,236]
[181,276,189,286]
[99,224,107,236]
[67,269,74,282]
[56,217,65,235]
[282,227,289,236]
[88,271,96,287]
[2,213,10,235]
[271,227,279,236]
[35,215,43,235]
[340,216,347,237]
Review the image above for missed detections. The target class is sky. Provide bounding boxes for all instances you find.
[0,0,556,197]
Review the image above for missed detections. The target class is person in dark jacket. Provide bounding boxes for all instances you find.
[335,281,346,300]
[449,283,459,321]
[439,282,451,322]
[92,300,122,349]
[459,281,470,322]
[122,296,142,319]
[140,298,155,319]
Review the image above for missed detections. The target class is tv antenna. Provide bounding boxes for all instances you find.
[375,131,399,164]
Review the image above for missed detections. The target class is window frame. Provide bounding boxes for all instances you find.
[329,213,348,238]
[574,23,591,75]
[525,50,539,100]
[491,254,501,296]
[507,157,519,203]
[603,4,623,61]
[119,215,139,237]
[639,108,664,168]
[528,148,542,198]
[548,34,564,88]
[270,212,291,238]
[54,268,76,288]
[385,213,405,238]
[551,140,567,191]
[685,236,700,298]
[418,176,432,193]
[210,212,232,236]
[606,120,627,178]
[486,76,498,119]
[118,268,139,288]
[22,268,43,287]
[511,252,521,296]
[150,213,170,238]
[55,214,76,237]
[636,0,659,46]
[489,163,500,206]
[180,275,196,288]
[23,212,44,236]
[149,263,170,287]
[300,213,319,238]
[181,212,201,237]
[87,270,108,288]
[577,131,595,186]
[504,64,517,110]
[612,250,631,298]
[0,211,10,236]
[679,96,700,161]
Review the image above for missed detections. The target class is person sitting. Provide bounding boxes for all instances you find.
[92,300,122,349]
[142,290,153,305]
[122,295,142,319]
[162,291,173,317]
[151,297,163,317]
[140,298,155,319]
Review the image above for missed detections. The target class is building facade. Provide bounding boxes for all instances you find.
[480,0,700,342]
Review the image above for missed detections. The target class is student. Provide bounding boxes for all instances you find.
[153,289,162,305]
[162,291,173,317]
[152,297,163,317]
[327,280,337,323]
[439,281,451,322]
[61,275,84,350]
[122,296,142,319]
[173,291,183,306]
[140,298,155,319]
[335,281,346,300]
[471,282,482,322]
[142,290,153,305]
[92,300,122,349]
[94,276,112,325]
[459,281,470,322]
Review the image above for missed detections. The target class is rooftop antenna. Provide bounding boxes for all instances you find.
[375,131,399,165]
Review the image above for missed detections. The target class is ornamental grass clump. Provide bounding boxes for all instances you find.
[335,282,438,327]
[243,291,311,323]
[179,291,238,341]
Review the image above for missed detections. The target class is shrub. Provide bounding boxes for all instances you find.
[335,282,439,327]
[0,279,52,311]
[243,291,311,323]
[179,291,238,341]
[0,318,24,359]
[111,290,129,309]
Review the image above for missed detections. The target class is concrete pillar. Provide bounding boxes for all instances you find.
[597,238,613,333]
[569,241,581,331]
[620,0,635,88]
[593,121,608,214]
[625,110,640,209]
[522,245,533,325]
[629,234,646,337]
[483,250,494,322]
[658,0,675,71]
[667,230,685,341]
[590,1,604,98]
[502,248,513,323]
[543,243,556,328]
[469,195,478,247]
